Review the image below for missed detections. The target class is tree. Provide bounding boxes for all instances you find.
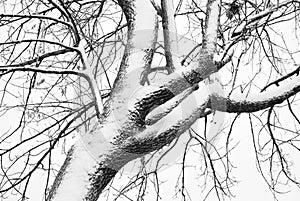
[1,0,300,200]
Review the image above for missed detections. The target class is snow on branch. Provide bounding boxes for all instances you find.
[145,85,199,125]
[77,40,104,118]
[113,0,224,135]
[124,88,211,154]
[161,0,180,72]
[124,74,300,154]
[203,0,221,52]
[210,76,300,113]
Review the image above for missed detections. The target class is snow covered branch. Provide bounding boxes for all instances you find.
[77,40,104,118]
[210,76,300,113]
[161,0,180,72]
[128,75,300,154]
